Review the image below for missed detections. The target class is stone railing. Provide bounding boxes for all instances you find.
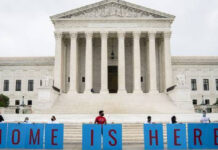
[0,106,32,114]
[194,105,218,113]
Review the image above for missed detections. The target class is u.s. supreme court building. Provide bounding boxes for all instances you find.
[0,0,218,114]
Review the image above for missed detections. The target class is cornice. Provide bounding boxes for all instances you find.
[0,57,54,66]
[50,0,175,21]
[0,56,217,67]
[172,56,218,65]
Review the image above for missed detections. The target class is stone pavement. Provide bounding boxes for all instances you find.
[64,143,145,150]
[64,144,218,150]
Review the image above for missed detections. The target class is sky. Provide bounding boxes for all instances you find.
[0,0,218,57]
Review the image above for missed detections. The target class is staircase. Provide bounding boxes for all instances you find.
[64,123,168,144]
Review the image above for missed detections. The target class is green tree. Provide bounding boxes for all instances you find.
[0,94,9,107]
[213,99,218,105]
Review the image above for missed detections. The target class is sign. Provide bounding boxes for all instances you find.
[103,124,122,150]
[144,124,164,149]
[207,123,218,149]
[82,124,102,150]
[188,123,208,149]
[167,124,187,149]
[24,124,44,149]
[7,123,26,149]
[45,124,64,149]
[0,122,218,149]
[0,124,7,148]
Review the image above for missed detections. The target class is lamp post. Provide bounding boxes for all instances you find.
[20,96,26,114]
[201,95,207,113]
[21,96,25,107]
[201,95,205,105]
[110,38,115,60]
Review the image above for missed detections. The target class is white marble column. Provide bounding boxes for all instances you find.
[100,32,108,93]
[163,31,173,91]
[84,32,93,93]
[118,31,126,93]
[148,31,158,93]
[133,31,142,93]
[69,32,78,93]
[54,31,63,90]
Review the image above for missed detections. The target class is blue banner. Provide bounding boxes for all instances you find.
[188,123,208,149]
[82,124,101,150]
[144,124,164,149]
[103,124,122,150]
[167,124,187,149]
[0,123,7,148]
[45,124,64,149]
[7,123,26,149]
[2,122,218,149]
[24,124,44,149]
[207,123,218,149]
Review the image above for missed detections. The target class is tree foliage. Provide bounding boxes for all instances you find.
[213,99,218,105]
[0,94,9,107]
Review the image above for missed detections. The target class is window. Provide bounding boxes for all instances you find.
[28,80,34,91]
[216,79,218,91]
[203,79,209,91]
[15,100,20,105]
[207,108,212,113]
[192,99,197,105]
[191,79,197,91]
[27,100,32,106]
[3,80,9,91]
[15,80,21,91]
[205,99,210,105]
[40,80,42,86]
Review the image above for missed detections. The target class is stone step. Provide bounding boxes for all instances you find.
[62,123,181,144]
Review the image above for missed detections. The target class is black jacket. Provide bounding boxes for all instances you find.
[0,115,4,122]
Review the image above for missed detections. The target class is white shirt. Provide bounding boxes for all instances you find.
[50,120,59,124]
[200,116,210,123]
[24,121,31,124]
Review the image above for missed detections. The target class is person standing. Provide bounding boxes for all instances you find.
[0,112,4,123]
[146,116,152,124]
[171,116,177,124]
[50,116,58,123]
[95,110,107,125]
[200,110,211,123]
[24,117,31,124]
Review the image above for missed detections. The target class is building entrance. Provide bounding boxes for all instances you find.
[108,66,118,93]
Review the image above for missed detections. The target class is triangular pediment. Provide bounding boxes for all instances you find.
[51,0,175,20]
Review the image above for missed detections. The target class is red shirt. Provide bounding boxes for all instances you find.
[95,116,107,124]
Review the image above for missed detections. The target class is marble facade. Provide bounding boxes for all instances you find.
[0,0,218,114]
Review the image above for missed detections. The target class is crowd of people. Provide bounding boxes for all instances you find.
[0,113,58,124]
[94,110,211,125]
[0,110,211,124]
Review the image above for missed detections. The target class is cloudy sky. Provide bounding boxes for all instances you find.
[0,0,218,57]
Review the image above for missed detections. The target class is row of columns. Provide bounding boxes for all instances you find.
[54,31,172,94]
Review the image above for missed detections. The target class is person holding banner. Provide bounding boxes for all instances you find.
[95,110,107,135]
[171,116,177,124]
[50,115,58,123]
[24,117,31,124]
[95,110,107,125]
[0,112,4,122]
[145,116,153,124]
[200,110,211,123]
